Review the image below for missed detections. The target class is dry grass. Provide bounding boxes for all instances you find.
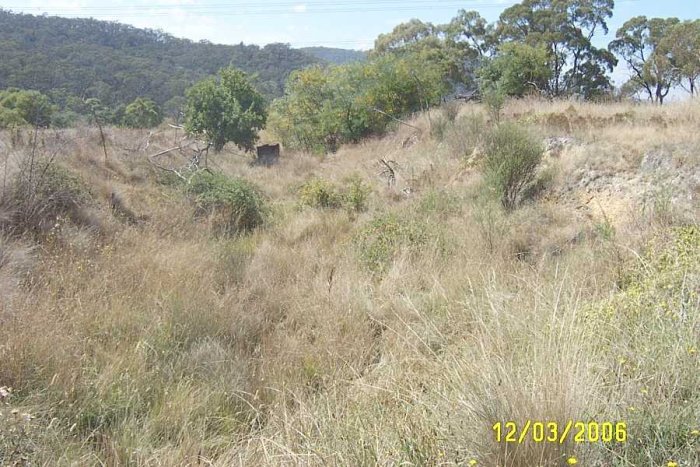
[1,99,698,466]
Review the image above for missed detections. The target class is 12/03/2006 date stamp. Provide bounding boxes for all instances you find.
[493,421,627,444]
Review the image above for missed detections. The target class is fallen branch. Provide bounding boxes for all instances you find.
[378,158,398,187]
[147,157,188,182]
[370,107,422,132]
[147,141,197,160]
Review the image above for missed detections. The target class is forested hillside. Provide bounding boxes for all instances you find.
[0,9,319,109]
[300,47,367,64]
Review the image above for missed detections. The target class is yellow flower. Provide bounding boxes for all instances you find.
[667,462,678,467]
[691,429,700,436]
[689,347,697,355]
[469,461,477,466]
[567,457,578,465]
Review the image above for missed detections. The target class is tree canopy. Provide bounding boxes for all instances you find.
[0,9,321,111]
[0,88,54,128]
[496,0,617,99]
[609,16,680,104]
[123,97,163,129]
[270,54,446,153]
[185,68,267,152]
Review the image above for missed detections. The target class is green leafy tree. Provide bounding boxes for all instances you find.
[496,0,616,98]
[479,43,552,97]
[0,105,26,129]
[0,88,54,127]
[123,97,162,128]
[185,67,267,152]
[664,20,700,96]
[269,54,447,153]
[372,12,490,89]
[609,16,680,104]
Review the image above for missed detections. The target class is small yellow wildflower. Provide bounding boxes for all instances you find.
[667,462,678,467]
[689,347,697,355]
[469,461,477,466]
[628,406,636,412]
[567,457,578,465]
[691,429,700,436]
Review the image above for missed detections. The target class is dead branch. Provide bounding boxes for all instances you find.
[370,107,422,132]
[147,141,197,160]
[378,159,399,187]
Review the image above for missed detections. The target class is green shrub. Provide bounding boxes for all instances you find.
[482,123,543,210]
[298,178,343,209]
[187,171,266,234]
[354,213,432,273]
[343,175,371,212]
[298,176,371,212]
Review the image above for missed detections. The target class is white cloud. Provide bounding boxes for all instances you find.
[292,4,307,13]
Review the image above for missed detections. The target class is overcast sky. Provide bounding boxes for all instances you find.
[5,0,700,85]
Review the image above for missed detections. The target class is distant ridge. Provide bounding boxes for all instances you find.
[300,47,367,65]
[0,9,335,108]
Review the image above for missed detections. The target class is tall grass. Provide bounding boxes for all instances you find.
[0,99,698,465]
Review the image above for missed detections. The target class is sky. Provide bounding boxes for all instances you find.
[4,0,700,84]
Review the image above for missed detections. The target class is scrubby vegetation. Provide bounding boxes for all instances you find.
[186,171,267,234]
[482,122,544,210]
[1,97,697,466]
[1,1,699,465]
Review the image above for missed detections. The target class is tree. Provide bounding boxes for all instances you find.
[372,13,490,90]
[123,97,162,128]
[0,88,54,127]
[609,16,680,104]
[444,10,493,55]
[185,67,267,152]
[496,0,616,98]
[479,43,552,97]
[373,19,440,55]
[269,54,447,153]
[664,20,700,96]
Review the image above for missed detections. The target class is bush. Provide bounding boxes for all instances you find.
[343,175,371,213]
[482,123,543,210]
[187,171,266,234]
[3,163,93,235]
[298,178,343,209]
[354,213,433,273]
[298,176,371,212]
